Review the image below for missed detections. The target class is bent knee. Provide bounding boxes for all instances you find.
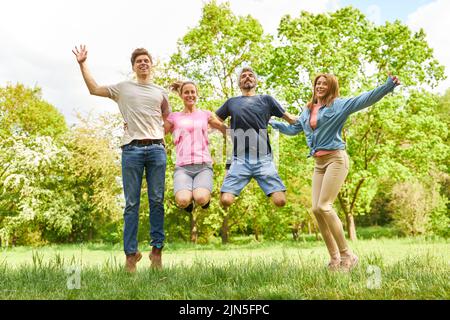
[175,196,192,208]
[273,198,286,207]
[194,195,210,206]
[312,204,332,216]
[271,192,286,207]
[176,199,191,208]
[220,193,235,207]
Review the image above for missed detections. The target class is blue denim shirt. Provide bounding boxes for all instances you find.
[270,77,398,157]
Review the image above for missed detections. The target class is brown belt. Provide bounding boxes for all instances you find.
[129,139,164,146]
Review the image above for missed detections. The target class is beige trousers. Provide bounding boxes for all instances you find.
[312,150,350,259]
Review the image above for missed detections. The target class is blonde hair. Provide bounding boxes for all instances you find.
[307,74,340,109]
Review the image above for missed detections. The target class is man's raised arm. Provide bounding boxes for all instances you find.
[72,45,110,97]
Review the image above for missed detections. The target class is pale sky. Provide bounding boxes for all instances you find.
[1,0,448,125]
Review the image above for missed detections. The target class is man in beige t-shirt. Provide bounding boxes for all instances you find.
[73,45,169,272]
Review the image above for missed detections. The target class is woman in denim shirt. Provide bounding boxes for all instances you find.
[270,73,400,271]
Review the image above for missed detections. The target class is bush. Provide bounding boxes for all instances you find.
[389,180,446,236]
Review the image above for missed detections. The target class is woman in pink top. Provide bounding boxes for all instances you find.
[166,81,227,212]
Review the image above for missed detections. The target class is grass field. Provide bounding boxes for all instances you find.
[0,234,448,300]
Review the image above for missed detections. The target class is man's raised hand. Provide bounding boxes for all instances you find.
[72,45,88,64]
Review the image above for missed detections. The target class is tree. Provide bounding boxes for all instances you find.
[262,7,446,240]
[0,84,69,246]
[0,84,67,139]
[165,1,273,243]
[0,84,124,246]
[167,0,272,99]
[62,112,123,242]
[389,179,447,236]
[0,134,72,246]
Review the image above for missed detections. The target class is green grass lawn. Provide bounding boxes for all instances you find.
[0,236,448,299]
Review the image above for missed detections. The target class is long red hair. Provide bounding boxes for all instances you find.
[307,74,340,109]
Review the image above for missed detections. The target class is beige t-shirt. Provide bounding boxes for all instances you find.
[107,81,169,146]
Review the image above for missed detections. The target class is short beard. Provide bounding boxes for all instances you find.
[241,82,256,90]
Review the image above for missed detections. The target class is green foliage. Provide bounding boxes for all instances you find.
[167,0,272,99]
[0,84,73,245]
[62,113,123,243]
[0,89,124,246]
[261,6,447,239]
[0,134,72,245]
[264,7,445,108]
[165,3,450,241]
[0,84,67,138]
[370,21,445,88]
[276,132,317,240]
[439,88,450,127]
[163,1,277,243]
[1,3,449,245]
[389,179,445,236]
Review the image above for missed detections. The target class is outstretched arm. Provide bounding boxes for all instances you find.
[269,118,304,136]
[281,111,298,125]
[342,73,400,115]
[72,45,110,97]
[209,114,228,136]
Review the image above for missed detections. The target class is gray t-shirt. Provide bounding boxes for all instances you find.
[107,81,169,146]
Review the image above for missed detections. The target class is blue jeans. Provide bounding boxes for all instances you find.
[121,143,166,255]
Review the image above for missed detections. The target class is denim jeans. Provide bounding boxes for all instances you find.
[121,143,166,255]
[220,154,286,196]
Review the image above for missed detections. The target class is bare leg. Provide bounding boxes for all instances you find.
[175,190,193,209]
[270,191,287,207]
[220,192,235,209]
[193,188,211,207]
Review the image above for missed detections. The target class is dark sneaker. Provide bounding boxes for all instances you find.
[125,251,142,273]
[184,202,194,213]
[201,201,210,209]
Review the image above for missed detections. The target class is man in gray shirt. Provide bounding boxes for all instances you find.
[73,45,169,272]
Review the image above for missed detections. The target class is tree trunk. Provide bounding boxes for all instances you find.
[346,213,357,241]
[254,216,260,241]
[190,211,198,244]
[220,215,229,244]
[291,223,300,241]
[254,227,260,241]
[338,193,358,241]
